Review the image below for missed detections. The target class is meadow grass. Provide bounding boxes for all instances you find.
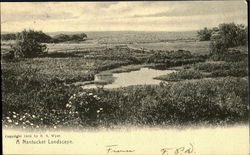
[130,40,210,55]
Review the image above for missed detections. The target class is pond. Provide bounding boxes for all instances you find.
[82,67,176,89]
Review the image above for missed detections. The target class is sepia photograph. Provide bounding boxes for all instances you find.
[1,1,249,154]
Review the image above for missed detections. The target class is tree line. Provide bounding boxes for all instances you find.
[4,29,87,58]
[1,30,87,43]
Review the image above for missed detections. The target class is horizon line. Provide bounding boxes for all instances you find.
[1,30,200,34]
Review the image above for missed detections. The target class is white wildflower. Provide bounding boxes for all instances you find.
[66,104,71,108]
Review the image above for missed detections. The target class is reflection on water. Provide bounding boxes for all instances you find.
[82,68,176,89]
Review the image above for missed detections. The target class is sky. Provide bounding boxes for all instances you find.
[1,1,248,32]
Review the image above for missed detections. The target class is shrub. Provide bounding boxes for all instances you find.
[209,23,248,60]
[197,27,213,41]
[10,30,47,58]
[67,92,103,125]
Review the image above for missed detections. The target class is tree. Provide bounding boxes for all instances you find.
[209,23,248,59]
[197,27,213,41]
[14,30,52,43]
[11,30,47,58]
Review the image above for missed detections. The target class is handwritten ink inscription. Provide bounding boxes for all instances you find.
[105,143,193,154]
[106,145,135,154]
[161,143,194,155]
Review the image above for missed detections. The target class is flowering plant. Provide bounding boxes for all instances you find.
[67,91,103,124]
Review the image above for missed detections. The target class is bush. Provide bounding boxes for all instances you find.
[10,30,47,58]
[209,23,248,59]
[197,27,213,41]
[67,92,103,125]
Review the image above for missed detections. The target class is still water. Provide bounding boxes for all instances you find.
[82,67,176,89]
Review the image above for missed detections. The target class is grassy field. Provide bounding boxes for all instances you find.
[1,39,209,55]
[1,31,248,129]
[130,41,210,55]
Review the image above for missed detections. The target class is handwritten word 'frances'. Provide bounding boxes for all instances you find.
[106,145,135,154]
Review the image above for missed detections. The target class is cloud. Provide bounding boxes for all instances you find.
[2,11,78,23]
[1,1,247,32]
[129,1,246,18]
[94,2,119,9]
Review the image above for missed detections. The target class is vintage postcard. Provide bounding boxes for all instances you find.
[1,1,249,155]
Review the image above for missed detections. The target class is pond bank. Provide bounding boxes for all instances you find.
[77,65,176,89]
